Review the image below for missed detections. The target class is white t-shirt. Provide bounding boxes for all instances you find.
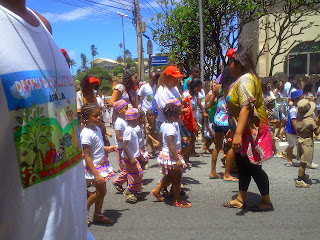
[138,83,155,112]
[155,85,181,122]
[135,125,144,149]
[96,96,104,109]
[80,126,105,164]
[121,126,140,158]
[160,122,181,153]
[0,6,86,239]
[114,117,128,149]
[283,82,291,97]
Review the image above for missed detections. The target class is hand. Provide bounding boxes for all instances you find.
[182,137,188,143]
[176,159,183,169]
[232,133,242,152]
[202,112,208,117]
[130,158,137,164]
[106,132,113,137]
[94,173,105,185]
[104,146,117,152]
[225,129,233,142]
[154,140,160,148]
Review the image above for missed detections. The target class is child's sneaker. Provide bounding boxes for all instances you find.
[295,180,310,188]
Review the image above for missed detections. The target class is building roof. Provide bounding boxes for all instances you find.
[89,58,121,64]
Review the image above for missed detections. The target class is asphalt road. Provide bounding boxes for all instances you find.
[88,127,320,240]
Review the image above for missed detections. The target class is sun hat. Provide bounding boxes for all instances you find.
[264,96,275,105]
[290,90,303,100]
[125,108,140,120]
[166,98,181,107]
[163,66,184,79]
[113,99,128,111]
[297,99,316,118]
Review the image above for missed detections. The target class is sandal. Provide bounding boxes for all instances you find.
[113,182,124,193]
[161,187,169,197]
[248,203,273,212]
[223,198,245,209]
[92,213,113,224]
[151,189,164,202]
[174,200,192,208]
[123,189,137,203]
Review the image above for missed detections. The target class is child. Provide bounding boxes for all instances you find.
[146,109,160,158]
[122,108,144,203]
[151,100,191,208]
[112,100,129,193]
[295,99,320,187]
[264,97,279,157]
[80,103,116,224]
[280,90,303,166]
[136,110,150,170]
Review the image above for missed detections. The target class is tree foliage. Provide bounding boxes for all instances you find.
[152,0,319,78]
[80,53,88,71]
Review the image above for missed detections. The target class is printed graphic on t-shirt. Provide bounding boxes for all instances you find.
[1,70,81,189]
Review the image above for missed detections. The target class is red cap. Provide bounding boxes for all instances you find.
[163,65,184,79]
[88,77,100,85]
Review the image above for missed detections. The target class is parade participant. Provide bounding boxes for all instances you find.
[80,103,115,225]
[295,99,320,187]
[112,100,129,193]
[183,66,201,91]
[138,72,157,113]
[146,109,160,158]
[77,74,100,113]
[223,48,273,212]
[136,110,150,170]
[151,101,191,208]
[210,67,238,182]
[264,97,279,156]
[0,1,87,238]
[121,108,144,203]
[280,90,303,166]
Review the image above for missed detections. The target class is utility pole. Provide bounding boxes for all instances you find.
[133,0,144,81]
[198,0,204,83]
[117,12,128,69]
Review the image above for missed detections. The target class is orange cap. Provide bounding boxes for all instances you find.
[163,65,183,79]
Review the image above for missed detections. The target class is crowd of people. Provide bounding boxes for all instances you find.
[76,47,319,224]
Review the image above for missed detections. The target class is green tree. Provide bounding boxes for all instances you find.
[80,53,88,71]
[90,44,98,67]
[112,65,124,76]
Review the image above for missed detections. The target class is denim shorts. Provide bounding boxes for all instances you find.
[213,126,232,134]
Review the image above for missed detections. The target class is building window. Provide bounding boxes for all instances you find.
[285,41,320,75]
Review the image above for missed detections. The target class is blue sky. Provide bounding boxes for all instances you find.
[27,0,161,72]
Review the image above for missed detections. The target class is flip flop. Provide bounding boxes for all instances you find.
[248,203,273,212]
[223,199,245,209]
[151,190,164,202]
[209,174,221,179]
[223,177,239,182]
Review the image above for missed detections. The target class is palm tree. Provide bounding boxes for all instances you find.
[90,44,98,67]
[69,59,76,75]
[80,53,88,71]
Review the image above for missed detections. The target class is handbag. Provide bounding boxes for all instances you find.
[181,96,197,133]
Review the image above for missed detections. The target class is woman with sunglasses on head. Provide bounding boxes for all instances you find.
[223,48,274,212]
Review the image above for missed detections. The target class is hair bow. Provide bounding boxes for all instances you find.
[226,48,235,58]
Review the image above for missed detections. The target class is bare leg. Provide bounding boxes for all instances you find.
[223,147,237,181]
[298,162,307,178]
[210,132,224,178]
[87,181,106,214]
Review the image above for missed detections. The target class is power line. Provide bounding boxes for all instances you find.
[57,0,129,11]
[140,0,159,14]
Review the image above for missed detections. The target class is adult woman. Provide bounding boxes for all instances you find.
[223,48,273,211]
[138,71,158,113]
[109,70,139,125]
[76,74,100,114]
[109,69,139,108]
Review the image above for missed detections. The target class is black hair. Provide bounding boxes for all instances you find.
[122,69,137,93]
[163,103,180,120]
[289,78,301,93]
[233,48,258,78]
[220,66,236,91]
[303,81,313,94]
[190,66,200,75]
[261,82,270,94]
[80,74,97,93]
[81,103,100,125]
[188,78,202,97]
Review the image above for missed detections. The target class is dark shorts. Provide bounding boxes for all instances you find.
[214,126,232,134]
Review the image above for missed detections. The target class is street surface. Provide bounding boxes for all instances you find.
[88,127,320,240]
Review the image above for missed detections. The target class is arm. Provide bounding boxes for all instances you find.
[291,119,297,132]
[109,89,122,107]
[232,105,250,151]
[82,145,104,184]
[115,130,123,143]
[147,133,160,146]
[104,146,117,153]
[123,140,135,163]
[167,135,182,168]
